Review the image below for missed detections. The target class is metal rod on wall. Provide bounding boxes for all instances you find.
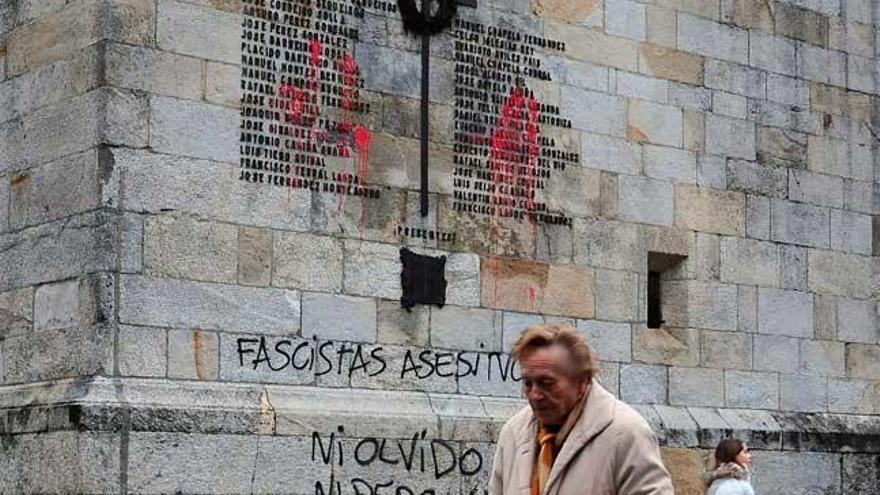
[419,0,431,217]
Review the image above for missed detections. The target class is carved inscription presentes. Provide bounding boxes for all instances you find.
[451,19,576,228]
[239,0,390,199]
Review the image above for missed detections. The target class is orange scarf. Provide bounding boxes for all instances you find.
[530,394,586,495]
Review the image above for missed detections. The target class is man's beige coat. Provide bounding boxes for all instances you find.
[489,381,675,495]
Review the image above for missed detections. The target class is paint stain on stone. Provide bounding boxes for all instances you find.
[193,330,207,380]
[10,173,29,188]
[532,0,599,22]
[209,0,242,14]
[628,125,649,142]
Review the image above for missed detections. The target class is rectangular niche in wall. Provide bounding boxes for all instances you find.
[647,252,687,329]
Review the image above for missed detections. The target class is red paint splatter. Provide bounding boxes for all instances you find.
[488,85,541,252]
[527,286,537,310]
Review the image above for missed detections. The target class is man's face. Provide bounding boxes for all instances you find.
[520,344,588,427]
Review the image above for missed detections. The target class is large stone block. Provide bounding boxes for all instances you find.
[697,154,726,189]
[377,300,430,347]
[120,275,300,334]
[342,241,401,300]
[638,44,704,86]
[726,159,788,198]
[719,237,778,287]
[205,61,238,108]
[748,31,796,76]
[646,6,677,48]
[701,330,751,369]
[128,432,261,494]
[0,43,102,125]
[168,328,219,380]
[663,280,737,331]
[627,99,683,147]
[6,0,154,76]
[620,363,667,404]
[780,374,827,412]
[837,297,877,344]
[105,43,204,101]
[0,432,120,494]
[546,22,638,71]
[0,211,117,292]
[756,126,807,169]
[118,325,166,377]
[779,245,807,290]
[144,215,238,283]
[150,95,238,163]
[619,175,674,226]
[581,133,641,175]
[9,147,107,228]
[677,14,748,65]
[797,43,847,87]
[842,454,880,495]
[705,59,766,98]
[33,279,85,331]
[615,71,668,103]
[766,74,809,108]
[757,288,814,338]
[633,325,700,367]
[705,114,756,159]
[800,339,845,377]
[574,219,647,272]
[753,335,799,373]
[721,0,775,31]
[481,257,595,318]
[112,149,311,232]
[2,325,114,384]
[0,286,32,339]
[156,0,237,63]
[712,91,747,119]
[675,185,746,236]
[643,145,697,184]
[738,285,757,333]
[827,378,877,414]
[564,60,610,92]
[770,199,830,249]
[1,88,147,174]
[595,269,639,321]
[750,451,841,495]
[237,226,271,286]
[576,319,632,362]
[302,292,376,342]
[667,82,712,112]
[725,370,779,409]
[846,344,880,379]
[788,169,843,208]
[807,249,875,299]
[431,305,501,352]
[669,366,724,406]
[605,0,646,41]
[746,195,770,240]
[830,210,872,256]
[561,86,626,136]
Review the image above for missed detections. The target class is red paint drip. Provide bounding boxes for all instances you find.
[488,85,542,252]
[527,286,537,310]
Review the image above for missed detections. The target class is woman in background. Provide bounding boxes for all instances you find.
[703,438,755,495]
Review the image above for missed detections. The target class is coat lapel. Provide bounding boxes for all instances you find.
[543,381,616,495]
[512,410,537,494]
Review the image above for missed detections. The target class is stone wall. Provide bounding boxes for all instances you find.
[0,0,879,493]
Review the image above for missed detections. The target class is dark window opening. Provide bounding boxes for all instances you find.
[647,252,687,329]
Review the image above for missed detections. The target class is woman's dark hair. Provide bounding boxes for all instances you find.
[714,438,746,468]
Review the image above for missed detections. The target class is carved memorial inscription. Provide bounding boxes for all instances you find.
[451,19,577,228]
[239,0,387,199]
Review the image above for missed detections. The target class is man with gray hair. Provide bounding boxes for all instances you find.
[489,323,674,495]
